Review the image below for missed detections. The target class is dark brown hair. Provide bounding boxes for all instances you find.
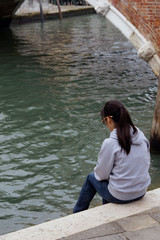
[101,100,137,154]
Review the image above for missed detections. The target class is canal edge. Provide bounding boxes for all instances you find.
[11,6,96,26]
[0,188,160,240]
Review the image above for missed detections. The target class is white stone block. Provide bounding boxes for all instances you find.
[95,0,110,16]
[138,41,156,62]
[106,8,134,39]
[148,54,160,77]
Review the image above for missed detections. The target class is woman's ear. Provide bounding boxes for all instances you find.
[108,117,113,124]
[108,118,116,131]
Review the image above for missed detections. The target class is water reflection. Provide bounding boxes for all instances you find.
[0,14,159,235]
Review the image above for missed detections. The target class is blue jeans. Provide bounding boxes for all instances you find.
[73,172,144,213]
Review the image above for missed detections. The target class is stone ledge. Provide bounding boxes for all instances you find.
[0,188,160,240]
[58,207,160,240]
[11,6,96,25]
[15,5,95,17]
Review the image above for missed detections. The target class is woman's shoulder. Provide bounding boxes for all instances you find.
[102,130,119,147]
[110,128,118,140]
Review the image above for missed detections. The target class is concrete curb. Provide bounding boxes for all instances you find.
[1,188,160,240]
[11,6,96,25]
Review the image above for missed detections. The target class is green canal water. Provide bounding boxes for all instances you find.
[0,14,160,235]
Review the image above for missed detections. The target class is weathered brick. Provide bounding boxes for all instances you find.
[108,0,160,58]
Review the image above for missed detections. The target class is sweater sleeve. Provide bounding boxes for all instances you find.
[94,139,115,181]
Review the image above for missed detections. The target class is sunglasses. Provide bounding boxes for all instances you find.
[102,116,113,124]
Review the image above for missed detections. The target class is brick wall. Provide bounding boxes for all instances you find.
[108,0,160,58]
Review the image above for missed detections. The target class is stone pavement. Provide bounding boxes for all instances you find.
[0,188,160,240]
[58,207,160,240]
[15,5,95,17]
[12,5,95,25]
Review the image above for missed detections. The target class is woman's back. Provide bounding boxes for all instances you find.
[107,128,151,200]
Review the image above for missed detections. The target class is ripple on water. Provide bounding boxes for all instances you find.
[0,14,159,236]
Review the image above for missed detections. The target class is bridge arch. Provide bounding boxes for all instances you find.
[87,0,160,152]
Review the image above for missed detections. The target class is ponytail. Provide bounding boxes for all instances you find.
[101,100,137,155]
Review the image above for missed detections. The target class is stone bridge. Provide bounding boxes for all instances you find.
[0,0,24,27]
[87,0,160,152]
